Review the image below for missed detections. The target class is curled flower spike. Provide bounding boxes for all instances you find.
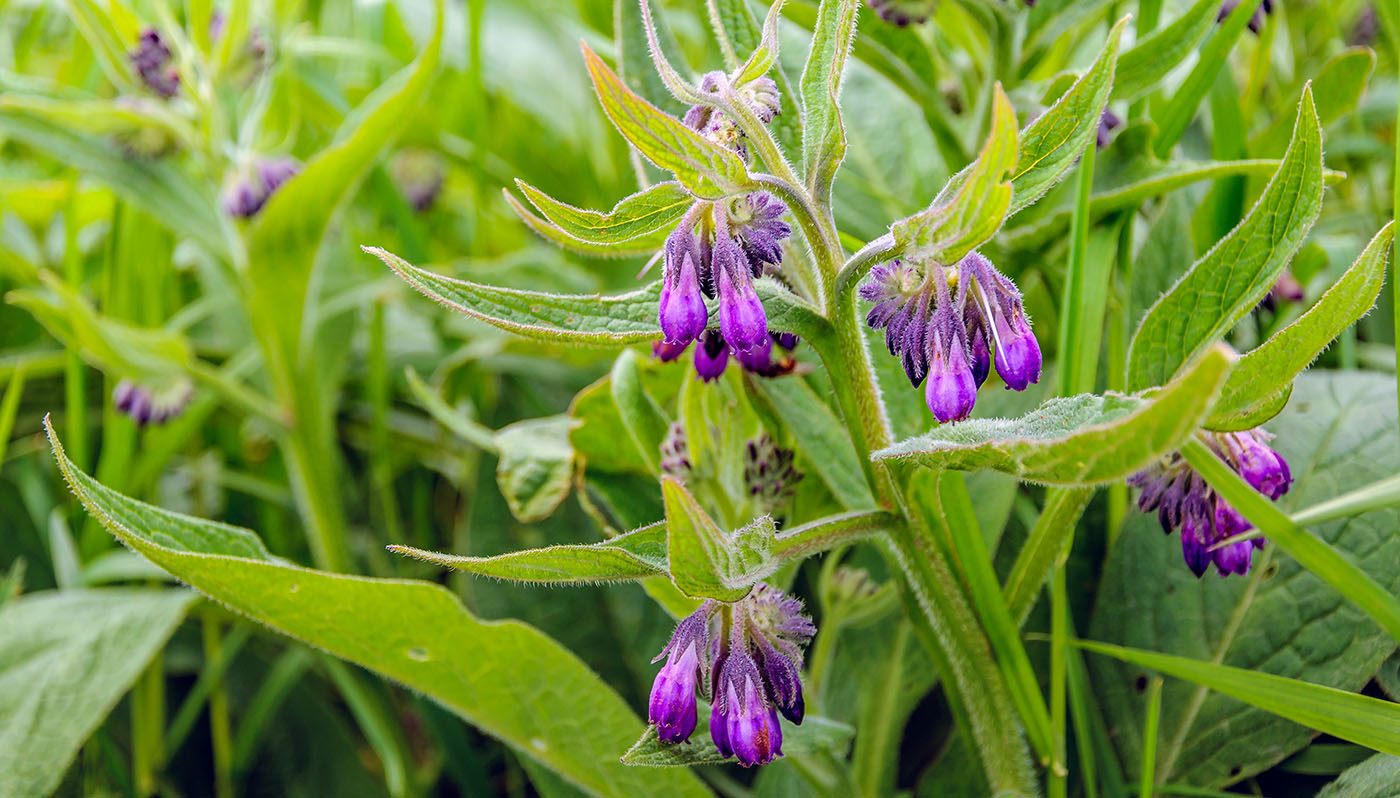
[743,434,803,514]
[113,378,193,427]
[1129,428,1289,577]
[1097,108,1122,149]
[660,422,692,480]
[223,156,300,218]
[684,73,781,159]
[648,584,813,767]
[860,251,1041,422]
[865,0,936,26]
[130,28,179,98]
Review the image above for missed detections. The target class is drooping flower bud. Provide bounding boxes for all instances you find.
[660,250,709,347]
[1097,108,1122,149]
[925,328,977,423]
[660,422,692,480]
[865,0,936,26]
[652,340,689,362]
[113,378,193,427]
[743,434,803,514]
[130,28,179,99]
[649,608,709,744]
[694,329,730,382]
[712,649,782,766]
[222,156,300,218]
[714,235,769,354]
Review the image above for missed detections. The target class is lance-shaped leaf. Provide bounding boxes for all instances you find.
[0,589,196,798]
[514,180,693,245]
[873,344,1234,485]
[582,42,750,199]
[622,707,853,765]
[1078,640,1400,759]
[503,191,670,257]
[611,349,672,475]
[732,0,785,85]
[47,422,710,798]
[799,0,859,199]
[663,477,773,601]
[892,85,1017,265]
[1128,86,1324,392]
[1009,17,1126,214]
[391,522,669,584]
[1114,0,1218,101]
[373,246,831,345]
[1207,222,1396,430]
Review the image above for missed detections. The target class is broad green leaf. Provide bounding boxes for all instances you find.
[799,0,859,200]
[1319,755,1400,797]
[1114,0,1218,101]
[374,247,831,346]
[494,415,577,523]
[1127,87,1323,392]
[1008,17,1126,214]
[0,110,229,257]
[581,43,750,199]
[622,709,853,765]
[503,191,671,257]
[391,523,668,584]
[1207,223,1396,430]
[1080,640,1400,762]
[872,345,1233,486]
[48,423,710,798]
[663,477,772,601]
[610,349,672,476]
[0,589,195,798]
[515,180,694,245]
[1152,0,1264,157]
[1004,486,1095,626]
[1090,372,1400,788]
[892,86,1017,265]
[750,376,875,510]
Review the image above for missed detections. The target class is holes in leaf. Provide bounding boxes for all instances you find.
[288,584,300,593]
[407,646,429,662]
[1263,563,1279,579]
[1229,766,1243,779]
[1134,675,1149,693]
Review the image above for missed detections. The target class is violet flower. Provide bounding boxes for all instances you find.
[130,28,179,98]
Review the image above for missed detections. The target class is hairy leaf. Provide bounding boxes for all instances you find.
[622,710,853,765]
[503,191,671,257]
[0,589,195,798]
[873,345,1233,485]
[663,477,772,601]
[799,0,859,200]
[582,43,750,199]
[1128,87,1323,391]
[1090,372,1400,788]
[1114,0,1219,101]
[494,415,577,523]
[48,422,710,798]
[391,523,668,584]
[1208,223,1395,430]
[1318,755,1400,797]
[732,0,785,85]
[515,180,694,245]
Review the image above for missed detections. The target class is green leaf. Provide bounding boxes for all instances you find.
[662,477,772,601]
[1152,0,1264,157]
[1114,0,1218,101]
[1127,87,1324,392]
[1318,755,1400,797]
[732,0,785,86]
[581,42,750,199]
[872,345,1233,486]
[494,415,577,523]
[1251,48,1375,156]
[0,589,196,798]
[391,522,668,584]
[610,349,672,476]
[799,0,859,200]
[892,85,1018,264]
[1207,222,1396,430]
[514,180,694,245]
[503,191,671,258]
[1009,17,1127,214]
[1079,640,1400,762]
[1090,372,1400,788]
[749,376,875,510]
[1004,486,1095,626]
[374,246,831,346]
[47,422,710,798]
[622,709,853,765]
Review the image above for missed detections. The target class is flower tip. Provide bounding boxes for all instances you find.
[925,347,977,423]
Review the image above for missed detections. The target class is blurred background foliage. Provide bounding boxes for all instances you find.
[0,0,1397,796]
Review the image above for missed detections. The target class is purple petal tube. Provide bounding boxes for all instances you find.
[659,251,709,346]
[694,330,730,382]
[652,340,689,362]
[734,334,774,373]
[714,238,769,354]
[649,611,707,744]
[757,642,805,724]
[925,330,977,423]
[713,653,782,767]
[1179,512,1212,578]
[991,310,1042,391]
[1211,500,1254,576]
[1231,433,1292,500]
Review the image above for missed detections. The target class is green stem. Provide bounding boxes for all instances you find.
[1057,142,1100,397]
[131,655,166,796]
[1049,564,1070,798]
[203,613,235,798]
[1140,677,1165,797]
[283,422,351,572]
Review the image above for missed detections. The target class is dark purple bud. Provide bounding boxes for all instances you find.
[991,310,1042,391]
[967,319,991,388]
[925,327,976,423]
[713,652,782,767]
[659,251,709,346]
[865,0,936,26]
[714,237,768,354]
[652,340,689,362]
[130,28,179,98]
[694,330,730,382]
[734,334,774,373]
[660,421,692,479]
[258,157,299,195]
[113,380,137,413]
[743,435,803,512]
[649,610,708,744]
[1269,271,1305,305]
[222,179,265,219]
[1180,512,1212,578]
[774,332,798,351]
[1096,108,1122,149]
[756,640,805,724]
[1218,0,1273,34]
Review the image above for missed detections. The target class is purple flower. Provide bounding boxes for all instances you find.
[1218,0,1275,34]
[649,608,709,744]
[865,0,936,26]
[714,235,769,354]
[743,435,803,514]
[659,231,709,346]
[925,327,977,423]
[113,378,193,427]
[130,28,179,98]
[694,330,730,382]
[652,340,689,363]
[1129,428,1290,578]
[712,650,782,766]
[1097,108,1122,149]
[1261,271,1305,311]
[223,156,300,218]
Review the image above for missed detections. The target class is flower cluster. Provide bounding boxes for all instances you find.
[1129,428,1292,577]
[660,421,692,479]
[649,584,815,767]
[130,28,180,99]
[1218,0,1275,34]
[113,378,193,427]
[859,251,1041,423]
[743,434,803,514]
[1260,270,1304,311]
[392,148,446,212]
[223,157,300,218]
